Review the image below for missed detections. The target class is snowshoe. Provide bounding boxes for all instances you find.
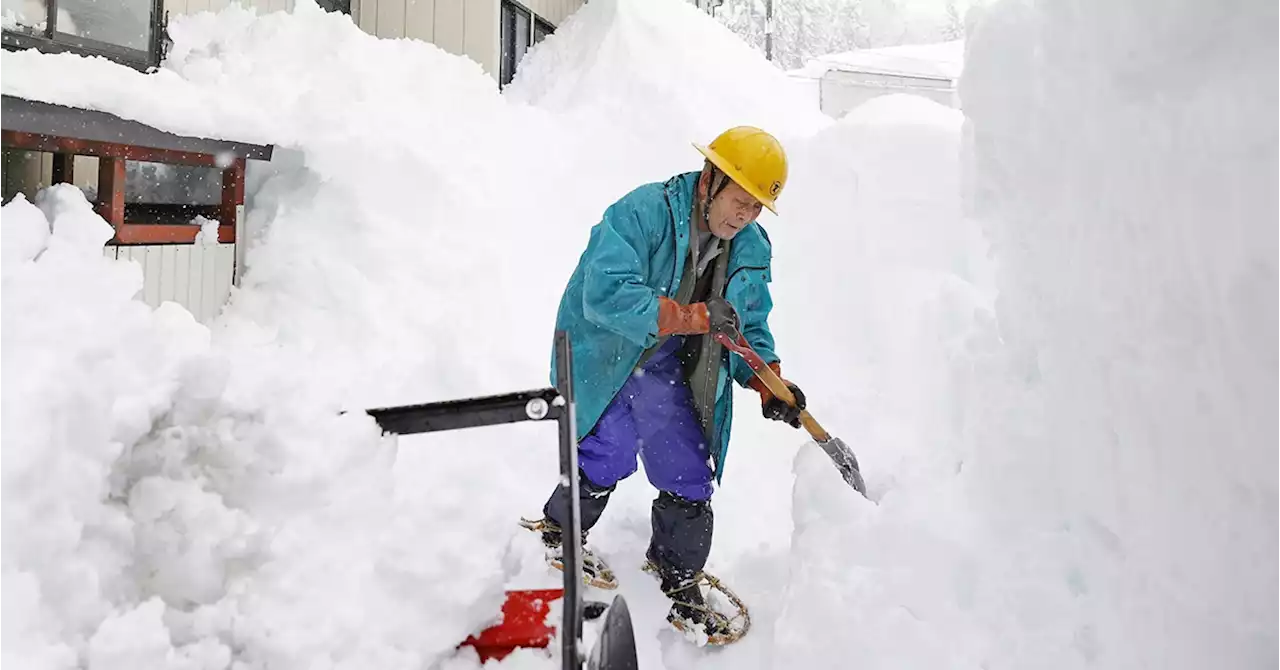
[519,517,618,590]
[641,557,750,646]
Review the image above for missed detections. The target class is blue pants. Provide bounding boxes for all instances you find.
[542,337,716,586]
[579,337,714,501]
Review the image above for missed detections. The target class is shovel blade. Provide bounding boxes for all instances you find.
[818,436,867,496]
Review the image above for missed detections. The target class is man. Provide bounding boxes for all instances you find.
[531,126,807,642]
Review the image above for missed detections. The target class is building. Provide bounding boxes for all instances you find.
[1,0,583,323]
[348,0,581,86]
[799,40,965,119]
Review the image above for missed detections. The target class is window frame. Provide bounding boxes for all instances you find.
[500,0,555,88]
[1,0,168,72]
[533,17,554,46]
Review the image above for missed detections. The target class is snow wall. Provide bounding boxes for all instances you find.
[958,0,1278,667]
[2,0,1273,669]
[2,1,867,668]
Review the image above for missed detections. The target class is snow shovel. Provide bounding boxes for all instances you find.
[713,329,868,496]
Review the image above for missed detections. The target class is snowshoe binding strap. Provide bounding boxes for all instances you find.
[641,560,750,646]
[520,517,618,590]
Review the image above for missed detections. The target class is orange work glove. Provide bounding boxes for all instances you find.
[657,297,709,335]
[656,297,740,337]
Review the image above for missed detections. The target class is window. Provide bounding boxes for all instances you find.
[58,0,153,50]
[1,0,49,33]
[533,17,553,46]
[125,160,223,225]
[500,1,530,87]
[500,1,554,88]
[314,0,350,13]
[1,0,166,71]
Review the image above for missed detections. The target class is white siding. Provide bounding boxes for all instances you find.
[405,0,434,42]
[354,0,373,32]
[106,243,236,324]
[524,0,574,26]
[464,0,497,77]
[377,0,406,37]
[430,0,465,57]
[355,0,584,81]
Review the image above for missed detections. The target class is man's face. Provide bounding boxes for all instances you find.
[703,175,763,240]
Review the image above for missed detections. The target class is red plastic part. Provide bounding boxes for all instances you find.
[459,588,564,662]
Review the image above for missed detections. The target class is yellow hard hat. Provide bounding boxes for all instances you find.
[693,126,788,214]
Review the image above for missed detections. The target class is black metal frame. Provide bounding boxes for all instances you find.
[499,0,531,87]
[1,0,168,72]
[366,331,634,670]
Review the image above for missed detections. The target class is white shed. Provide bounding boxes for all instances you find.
[805,40,965,119]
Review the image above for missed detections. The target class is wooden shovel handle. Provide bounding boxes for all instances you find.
[714,331,832,442]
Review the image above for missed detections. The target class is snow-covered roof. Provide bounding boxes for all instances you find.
[808,40,965,81]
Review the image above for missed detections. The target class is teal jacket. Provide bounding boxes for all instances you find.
[549,171,779,482]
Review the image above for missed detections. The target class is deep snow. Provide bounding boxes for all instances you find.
[959,0,1278,666]
[2,0,1274,669]
[2,2,854,667]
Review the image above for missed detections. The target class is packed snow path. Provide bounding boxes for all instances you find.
[2,1,1274,669]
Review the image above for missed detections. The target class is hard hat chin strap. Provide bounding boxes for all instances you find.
[701,163,731,229]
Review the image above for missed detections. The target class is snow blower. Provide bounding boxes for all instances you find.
[366,331,638,670]
[713,328,868,496]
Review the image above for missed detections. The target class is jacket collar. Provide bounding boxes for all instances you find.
[664,171,700,230]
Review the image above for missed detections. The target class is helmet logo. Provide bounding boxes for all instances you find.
[769,181,782,196]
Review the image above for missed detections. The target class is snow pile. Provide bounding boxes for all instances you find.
[2,187,234,668]
[954,0,1277,666]
[1,1,829,668]
[1,185,511,669]
[505,0,829,174]
[1,5,557,669]
[763,94,1005,669]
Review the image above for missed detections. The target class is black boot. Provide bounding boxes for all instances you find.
[647,491,713,580]
[664,575,734,641]
[533,470,619,589]
[532,516,618,589]
[646,492,733,640]
[542,468,615,534]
